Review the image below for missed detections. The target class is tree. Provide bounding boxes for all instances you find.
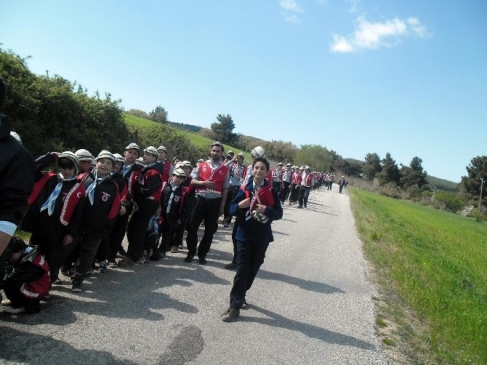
[150,105,169,124]
[400,156,428,189]
[294,145,334,172]
[377,153,400,185]
[460,156,487,206]
[363,153,382,181]
[127,108,151,120]
[210,114,237,144]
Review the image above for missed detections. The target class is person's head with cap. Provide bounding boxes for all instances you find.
[75,149,95,173]
[10,131,22,144]
[305,165,311,171]
[135,156,146,168]
[157,145,168,162]
[95,150,115,177]
[172,155,182,166]
[143,146,159,165]
[181,160,193,176]
[58,151,79,178]
[235,152,245,165]
[124,142,140,164]
[225,150,234,161]
[210,141,224,162]
[171,167,186,186]
[112,153,124,172]
[197,158,204,167]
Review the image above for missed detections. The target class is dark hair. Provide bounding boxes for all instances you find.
[172,156,182,163]
[0,77,6,109]
[252,157,270,171]
[58,158,75,169]
[6,237,27,256]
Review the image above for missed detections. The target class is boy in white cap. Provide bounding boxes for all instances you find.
[74,149,94,175]
[70,151,120,292]
[119,146,164,267]
[158,168,189,256]
[21,151,86,284]
[157,145,173,183]
[107,143,142,267]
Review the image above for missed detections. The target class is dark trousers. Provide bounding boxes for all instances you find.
[171,220,186,248]
[30,233,76,281]
[289,184,299,202]
[3,280,41,313]
[230,220,240,264]
[230,240,269,309]
[74,234,103,280]
[279,182,290,203]
[159,225,176,252]
[185,196,221,258]
[108,209,131,260]
[298,187,311,207]
[272,181,281,194]
[223,186,239,224]
[127,210,154,261]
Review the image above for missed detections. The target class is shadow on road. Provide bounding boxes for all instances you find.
[258,270,344,294]
[244,306,376,351]
[0,326,136,365]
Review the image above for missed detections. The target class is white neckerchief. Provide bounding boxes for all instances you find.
[166,180,179,214]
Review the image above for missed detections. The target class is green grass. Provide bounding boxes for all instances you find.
[123,113,251,161]
[349,188,487,364]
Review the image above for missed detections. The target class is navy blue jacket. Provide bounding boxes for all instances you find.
[229,177,283,244]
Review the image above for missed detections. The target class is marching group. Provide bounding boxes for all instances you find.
[0,79,346,322]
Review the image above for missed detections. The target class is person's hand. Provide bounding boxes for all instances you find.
[204,180,215,189]
[63,235,74,246]
[51,152,60,158]
[119,206,126,215]
[238,198,251,209]
[256,204,267,213]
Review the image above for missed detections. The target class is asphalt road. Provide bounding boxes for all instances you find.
[0,186,391,365]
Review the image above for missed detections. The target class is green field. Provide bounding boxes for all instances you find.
[350,188,487,364]
[123,114,251,160]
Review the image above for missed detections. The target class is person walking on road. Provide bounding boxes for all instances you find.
[221,157,283,322]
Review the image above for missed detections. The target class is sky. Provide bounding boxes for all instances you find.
[2,0,486,182]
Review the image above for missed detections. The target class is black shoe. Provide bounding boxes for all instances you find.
[198,256,207,265]
[71,279,82,293]
[224,262,236,270]
[184,255,194,263]
[297,206,303,209]
[242,299,249,310]
[221,308,240,322]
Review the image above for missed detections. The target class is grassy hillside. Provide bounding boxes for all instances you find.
[350,188,487,364]
[124,114,251,161]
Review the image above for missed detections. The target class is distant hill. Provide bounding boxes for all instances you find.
[166,121,202,133]
[427,176,459,192]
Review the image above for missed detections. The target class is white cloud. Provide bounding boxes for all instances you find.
[279,0,303,22]
[331,16,430,53]
[346,0,361,13]
[279,0,303,13]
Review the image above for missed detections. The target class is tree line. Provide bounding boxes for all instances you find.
[3,46,485,217]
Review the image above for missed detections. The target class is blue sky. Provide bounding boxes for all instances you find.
[2,0,486,182]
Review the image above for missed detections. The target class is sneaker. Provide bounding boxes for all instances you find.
[223,222,230,228]
[170,246,178,253]
[198,256,207,265]
[133,256,147,265]
[52,278,62,285]
[221,308,240,322]
[61,267,75,277]
[242,299,249,310]
[87,268,96,276]
[71,279,82,293]
[224,262,236,270]
[117,258,135,267]
[108,259,118,268]
[1,299,12,306]
[98,260,108,273]
[184,255,194,263]
[178,245,184,250]
[2,306,26,314]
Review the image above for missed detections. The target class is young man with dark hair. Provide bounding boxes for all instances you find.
[185,142,229,265]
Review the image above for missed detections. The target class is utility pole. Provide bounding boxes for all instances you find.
[479,178,484,210]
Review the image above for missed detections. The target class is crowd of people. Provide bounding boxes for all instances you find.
[0,77,346,321]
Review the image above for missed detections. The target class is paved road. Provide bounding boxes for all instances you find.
[0,186,390,365]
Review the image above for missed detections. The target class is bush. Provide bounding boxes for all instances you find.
[433,190,465,213]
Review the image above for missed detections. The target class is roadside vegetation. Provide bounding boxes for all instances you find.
[350,187,487,364]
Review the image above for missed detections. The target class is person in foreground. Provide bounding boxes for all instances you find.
[221,157,283,322]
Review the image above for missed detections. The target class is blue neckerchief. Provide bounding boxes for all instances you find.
[40,173,77,216]
[85,171,109,205]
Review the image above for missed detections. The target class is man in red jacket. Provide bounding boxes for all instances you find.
[185,142,230,265]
